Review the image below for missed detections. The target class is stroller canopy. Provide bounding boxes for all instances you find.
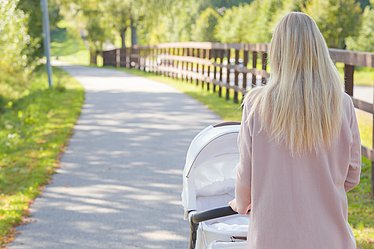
[182,122,240,214]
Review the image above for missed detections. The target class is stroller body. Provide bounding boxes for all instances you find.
[182,122,250,249]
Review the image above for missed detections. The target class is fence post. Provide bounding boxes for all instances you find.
[153,47,157,73]
[234,49,240,103]
[116,49,120,67]
[252,51,258,88]
[201,49,206,89]
[181,48,186,81]
[242,50,249,102]
[189,48,194,83]
[171,47,174,77]
[137,47,141,69]
[139,47,143,70]
[162,47,167,76]
[175,47,180,79]
[207,49,212,92]
[185,47,190,82]
[195,48,200,86]
[344,64,354,96]
[166,47,170,77]
[212,49,217,93]
[156,47,160,75]
[218,49,224,98]
[261,52,267,85]
[226,48,231,100]
[127,47,131,68]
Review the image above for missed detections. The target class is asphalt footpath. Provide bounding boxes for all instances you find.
[9,65,220,249]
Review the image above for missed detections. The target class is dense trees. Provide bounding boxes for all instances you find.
[0,0,372,82]
[305,0,362,49]
[31,0,370,61]
[346,0,374,51]
[192,7,221,42]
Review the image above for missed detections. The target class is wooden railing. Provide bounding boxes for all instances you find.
[101,42,374,195]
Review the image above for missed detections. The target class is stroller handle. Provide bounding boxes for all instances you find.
[213,122,241,128]
[190,206,238,224]
[188,206,239,249]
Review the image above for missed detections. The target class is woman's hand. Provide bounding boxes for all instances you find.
[229,198,251,214]
[229,199,238,212]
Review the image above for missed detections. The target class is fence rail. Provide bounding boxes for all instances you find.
[101,42,374,195]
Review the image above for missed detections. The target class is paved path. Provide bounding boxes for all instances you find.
[354,86,373,104]
[9,66,219,249]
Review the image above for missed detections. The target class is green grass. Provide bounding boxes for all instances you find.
[50,26,90,66]
[55,50,90,66]
[110,66,374,249]
[0,67,84,247]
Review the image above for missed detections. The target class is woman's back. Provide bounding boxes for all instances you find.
[241,91,361,249]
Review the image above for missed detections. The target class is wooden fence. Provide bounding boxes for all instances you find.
[101,42,374,196]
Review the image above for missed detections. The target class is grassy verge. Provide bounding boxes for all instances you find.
[111,67,374,249]
[0,67,84,247]
[336,63,374,87]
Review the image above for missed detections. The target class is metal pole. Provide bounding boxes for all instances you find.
[41,0,53,88]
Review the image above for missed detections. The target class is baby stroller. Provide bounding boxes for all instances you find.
[181,122,250,249]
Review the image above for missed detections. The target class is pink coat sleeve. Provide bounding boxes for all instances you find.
[235,102,252,214]
[344,98,361,192]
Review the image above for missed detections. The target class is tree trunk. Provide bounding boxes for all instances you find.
[89,48,97,65]
[120,28,127,48]
[130,18,137,46]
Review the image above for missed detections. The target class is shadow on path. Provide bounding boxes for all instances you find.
[9,66,219,249]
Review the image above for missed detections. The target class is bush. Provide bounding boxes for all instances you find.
[0,0,31,102]
[346,1,374,52]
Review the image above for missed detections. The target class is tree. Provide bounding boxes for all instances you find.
[215,5,243,43]
[305,0,362,49]
[192,7,221,41]
[0,0,30,100]
[16,0,62,61]
[215,0,300,43]
[103,0,131,48]
[346,0,374,52]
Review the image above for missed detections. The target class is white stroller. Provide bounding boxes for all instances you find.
[182,122,250,249]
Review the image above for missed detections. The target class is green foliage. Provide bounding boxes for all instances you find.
[0,0,30,105]
[304,0,362,49]
[192,7,221,42]
[346,1,374,52]
[215,5,244,43]
[16,0,43,60]
[16,0,62,60]
[215,0,302,43]
[0,67,84,246]
[51,27,86,57]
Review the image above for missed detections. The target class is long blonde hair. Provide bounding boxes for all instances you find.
[247,12,342,156]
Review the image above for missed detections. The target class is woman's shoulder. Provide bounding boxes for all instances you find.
[341,92,354,113]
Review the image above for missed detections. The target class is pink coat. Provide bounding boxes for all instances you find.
[235,92,361,249]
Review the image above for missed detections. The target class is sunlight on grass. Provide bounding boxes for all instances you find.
[0,67,84,246]
[54,50,90,66]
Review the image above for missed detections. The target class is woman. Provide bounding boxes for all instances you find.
[229,12,361,249]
